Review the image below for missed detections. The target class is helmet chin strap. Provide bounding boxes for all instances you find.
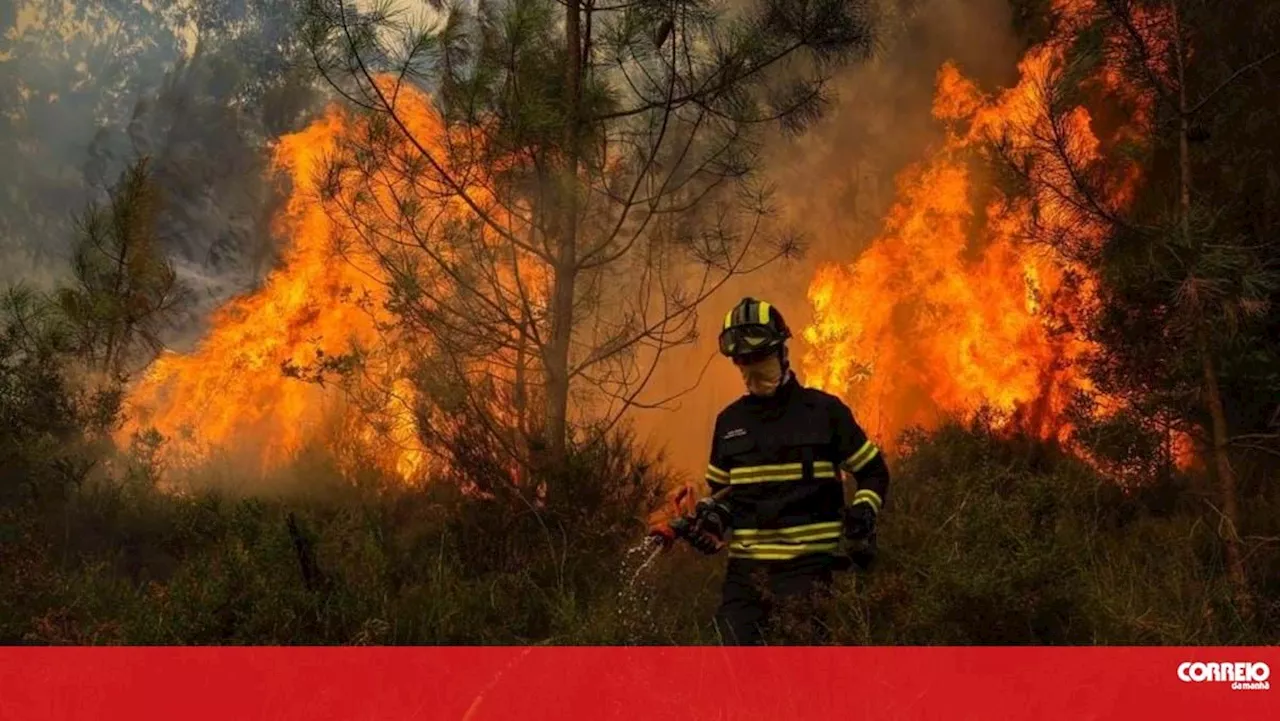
[775,344,793,388]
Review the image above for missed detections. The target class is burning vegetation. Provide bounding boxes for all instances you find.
[2,0,1278,645]
[117,103,443,483]
[119,0,1189,483]
[802,0,1197,473]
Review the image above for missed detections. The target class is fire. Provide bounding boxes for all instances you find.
[801,152,1094,447]
[119,1,1191,485]
[117,108,417,479]
[118,82,527,483]
[801,0,1193,470]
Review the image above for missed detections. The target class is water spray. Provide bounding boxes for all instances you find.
[643,482,879,572]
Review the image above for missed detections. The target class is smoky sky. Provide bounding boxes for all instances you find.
[0,0,314,347]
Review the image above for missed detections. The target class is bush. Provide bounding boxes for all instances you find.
[3,326,1277,644]
[821,418,1277,645]
[0,415,701,644]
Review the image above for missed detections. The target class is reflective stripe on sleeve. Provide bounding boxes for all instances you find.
[851,488,883,514]
[841,440,880,473]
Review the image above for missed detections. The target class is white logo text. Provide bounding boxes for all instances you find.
[1178,662,1270,691]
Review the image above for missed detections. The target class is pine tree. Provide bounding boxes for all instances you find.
[301,0,876,472]
[56,158,191,377]
[997,0,1280,618]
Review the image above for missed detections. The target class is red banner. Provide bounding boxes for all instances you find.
[1,647,1276,720]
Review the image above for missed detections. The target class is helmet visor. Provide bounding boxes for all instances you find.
[718,324,782,358]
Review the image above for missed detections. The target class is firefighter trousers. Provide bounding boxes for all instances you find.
[713,553,836,646]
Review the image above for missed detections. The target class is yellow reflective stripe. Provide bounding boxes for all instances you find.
[730,471,838,484]
[729,461,835,485]
[852,445,880,471]
[731,541,840,553]
[757,300,771,325]
[728,542,840,561]
[730,551,831,560]
[732,528,841,544]
[706,464,730,483]
[842,441,880,473]
[732,474,797,484]
[852,489,883,513]
[723,310,734,329]
[732,521,842,541]
[842,441,876,470]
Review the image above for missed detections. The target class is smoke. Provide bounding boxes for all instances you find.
[1,2,185,283]
[0,0,317,349]
[91,36,320,348]
[628,0,1022,475]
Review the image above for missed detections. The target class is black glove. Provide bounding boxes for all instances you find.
[686,498,730,555]
[842,502,877,542]
[687,529,721,555]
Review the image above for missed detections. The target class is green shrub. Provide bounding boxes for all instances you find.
[3,338,1276,644]
[822,419,1277,645]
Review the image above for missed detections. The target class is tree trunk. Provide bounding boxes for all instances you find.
[102,223,131,375]
[543,0,584,468]
[544,263,576,468]
[1171,0,1250,617]
[1170,0,1204,499]
[513,327,531,485]
[1197,325,1252,619]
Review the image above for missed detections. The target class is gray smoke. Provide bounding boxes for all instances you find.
[0,0,318,347]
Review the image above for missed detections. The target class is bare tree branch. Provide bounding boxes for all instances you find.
[1188,49,1280,116]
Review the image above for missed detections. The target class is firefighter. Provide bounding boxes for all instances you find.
[686,297,891,645]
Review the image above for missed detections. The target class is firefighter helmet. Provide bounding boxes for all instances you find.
[718,297,791,360]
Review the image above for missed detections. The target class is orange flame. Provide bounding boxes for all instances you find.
[801,152,1095,447]
[802,0,1194,471]
[120,1,1195,485]
[117,107,421,479]
[118,82,533,483]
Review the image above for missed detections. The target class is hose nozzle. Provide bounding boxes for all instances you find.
[645,484,732,551]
